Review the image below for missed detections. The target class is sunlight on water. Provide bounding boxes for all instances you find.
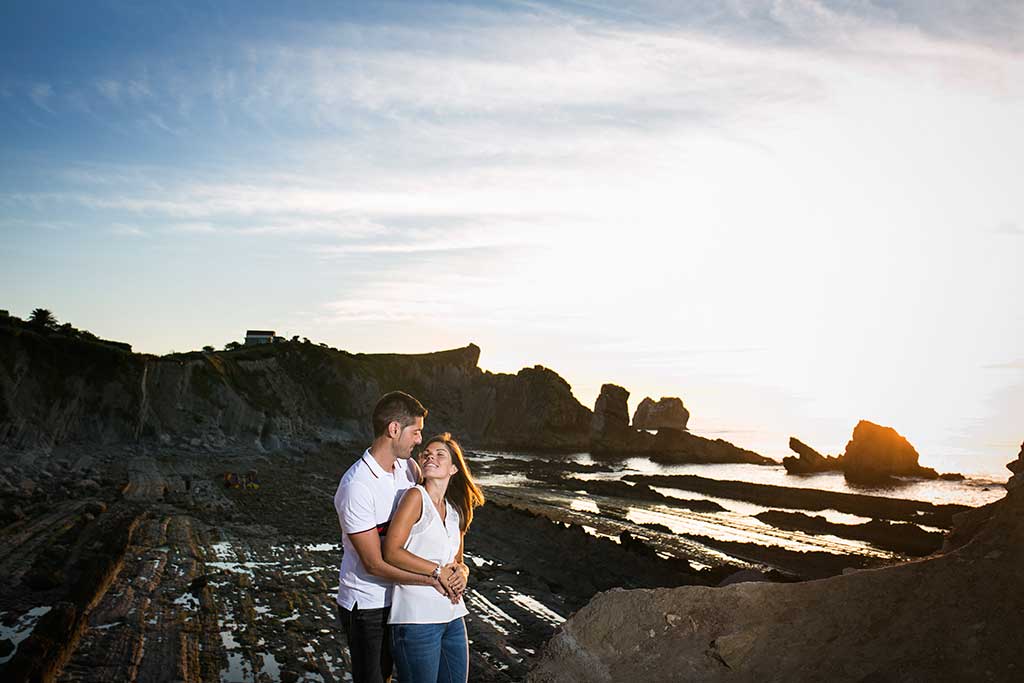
[0,606,52,665]
[465,589,515,635]
[648,485,875,525]
[569,498,600,514]
[624,507,888,557]
[505,590,565,626]
[478,450,1008,508]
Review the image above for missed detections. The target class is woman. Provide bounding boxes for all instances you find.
[382,433,485,683]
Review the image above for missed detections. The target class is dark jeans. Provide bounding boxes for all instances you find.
[391,618,469,683]
[338,603,393,683]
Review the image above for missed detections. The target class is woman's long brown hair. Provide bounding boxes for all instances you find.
[424,433,485,532]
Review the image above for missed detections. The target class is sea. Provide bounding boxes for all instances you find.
[473,449,1009,509]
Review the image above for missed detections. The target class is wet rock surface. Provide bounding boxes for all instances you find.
[553,479,726,513]
[1,442,1005,681]
[1,445,747,682]
[754,510,943,556]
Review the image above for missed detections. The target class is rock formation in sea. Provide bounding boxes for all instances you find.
[529,448,1024,682]
[0,322,766,463]
[784,422,960,483]
[631,397,689,431]
[841,420,938,483]
[589,383,633,447]
[781,436,842,474]
[587,384,771,464]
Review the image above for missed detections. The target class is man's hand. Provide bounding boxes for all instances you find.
[441,563,466,602]
[430,576,450,598]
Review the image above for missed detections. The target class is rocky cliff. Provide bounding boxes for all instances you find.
[3,325,768,463]
[0,324,593,452]
[529,446,1024,681]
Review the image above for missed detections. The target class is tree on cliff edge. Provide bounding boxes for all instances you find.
[29,308,57,329]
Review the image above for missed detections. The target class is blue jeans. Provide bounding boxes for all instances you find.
[391,618,468,683]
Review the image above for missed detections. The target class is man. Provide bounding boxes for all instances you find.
[334,391,464,682]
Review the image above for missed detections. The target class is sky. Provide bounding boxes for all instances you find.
[2,1,1022,477]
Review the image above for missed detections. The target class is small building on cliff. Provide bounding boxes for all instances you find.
[244,330,280,345]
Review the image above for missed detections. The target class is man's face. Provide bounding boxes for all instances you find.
[392,416,424,459]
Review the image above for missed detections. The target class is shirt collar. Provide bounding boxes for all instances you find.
[361,449,395,479]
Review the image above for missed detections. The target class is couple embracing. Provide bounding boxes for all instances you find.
[334,391,485,683]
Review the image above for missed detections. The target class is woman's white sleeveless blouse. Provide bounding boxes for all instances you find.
[388,486,470,624]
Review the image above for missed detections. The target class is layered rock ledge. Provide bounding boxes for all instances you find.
[530,449,1024,682]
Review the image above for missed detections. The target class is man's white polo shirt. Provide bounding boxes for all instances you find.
[335,449,417,610]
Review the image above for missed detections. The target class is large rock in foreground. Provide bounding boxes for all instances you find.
[530,466,1024,681]
[632,397,689,431]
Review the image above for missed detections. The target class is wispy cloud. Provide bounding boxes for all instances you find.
[28,82,54,113]
[991,222,1022,237]
[984,359,1024,370]
[110,223,147,237]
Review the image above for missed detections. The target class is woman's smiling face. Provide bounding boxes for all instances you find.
[419,441,457,480]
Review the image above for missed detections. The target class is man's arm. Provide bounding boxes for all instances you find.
[348,527,442,588]
[337,479,443,591]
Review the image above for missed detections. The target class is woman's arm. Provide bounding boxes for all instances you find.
[382,488,443,577]
[444,532,469,596]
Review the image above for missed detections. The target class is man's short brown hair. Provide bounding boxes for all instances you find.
[372,391,427,437]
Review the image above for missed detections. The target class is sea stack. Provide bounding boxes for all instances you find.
[841,420,938,484]
[631,397,689,432]
[590,384,634,449]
